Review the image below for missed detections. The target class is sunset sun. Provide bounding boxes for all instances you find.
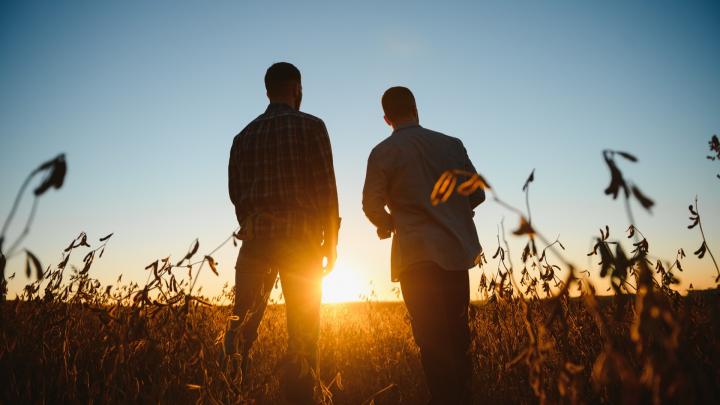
[322,262,366,303]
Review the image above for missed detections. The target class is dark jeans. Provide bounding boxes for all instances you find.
[229,237,322,404]
[400,262,472,405]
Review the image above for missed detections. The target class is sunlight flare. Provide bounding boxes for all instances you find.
[322,262,366,303]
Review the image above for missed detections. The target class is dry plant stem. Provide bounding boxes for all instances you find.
[6,197,39,258]
[448,172,581,325]
[492,194,575,272]
[0,170,35,239]
[1,169,40,252]
[361,383,398,405]
[695,197,720,277]
[623,193,645,291]
[492,189,590,345]
[188,260,206,296]
[188,228,239,294]
[624,194,679,292]
[525,185,532,226]
[498,224,538,359]
[623,194,637,233]
[489,191,579,310]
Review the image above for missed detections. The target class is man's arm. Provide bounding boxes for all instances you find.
[228,137,246,224]
[308,121,340,260]
[362,146,394,238]
[459,140,485,209]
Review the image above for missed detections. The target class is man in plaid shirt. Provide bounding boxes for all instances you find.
[226,62,339,404]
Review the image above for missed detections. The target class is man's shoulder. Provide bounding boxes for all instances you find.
[269,109,326,129]
[371,127,461,154]
[370,134,398,156]
[293,110,325,125]
[419,127,462,145]
[395,126,464,151]
[234,112,267,138]
[256,109,325,125]
[234,110,326,139]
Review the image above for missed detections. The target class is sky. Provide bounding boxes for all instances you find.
[1,0,719,302]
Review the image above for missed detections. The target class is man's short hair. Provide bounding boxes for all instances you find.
[265,62,301,96]
[382,87,416,120]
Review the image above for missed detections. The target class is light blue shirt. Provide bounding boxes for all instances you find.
[362,124,484,281]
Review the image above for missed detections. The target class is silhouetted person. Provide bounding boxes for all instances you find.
[226,62,339,404]
[362,87,484,405]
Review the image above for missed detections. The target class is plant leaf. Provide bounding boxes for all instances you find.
[603,153,628,200]
[616,151,638,162]
[456,173,490,196]
[176,239,200,266]
[522,169,535,192]
[631,185,654,211]
[80,251,94,274]
[58,254,70,270]
[431,171,454,206]
[512,216,535,236]
[626,225,635,238]
[187,239,199,258]
[145,260,158,272]
[0,252,5,284]
[24,255,31,278]
[33,154,67,196]
[205,255,219,276]
[25,250,43,280]
[694,242,707,259]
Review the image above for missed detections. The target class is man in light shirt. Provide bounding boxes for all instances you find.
[362,86,485,405]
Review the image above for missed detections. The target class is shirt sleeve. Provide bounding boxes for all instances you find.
[228,136,246,224]
[459,140,486,209]
[362,145,394,234]
[307,120,340,244]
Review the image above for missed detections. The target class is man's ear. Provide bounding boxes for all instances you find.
[383,115,393,127]
[293,82,303,110]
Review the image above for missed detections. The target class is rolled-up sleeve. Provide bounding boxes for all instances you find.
[362,146,394,233]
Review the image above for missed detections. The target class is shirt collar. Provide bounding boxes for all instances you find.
[392,122,421,134]
[265,102,295,113]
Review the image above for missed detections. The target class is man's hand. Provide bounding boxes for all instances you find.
[376,227,392,240]
[321,217,340,276]
[321,243,337,276]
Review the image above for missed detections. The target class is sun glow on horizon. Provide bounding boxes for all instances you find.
[322,263,368,303]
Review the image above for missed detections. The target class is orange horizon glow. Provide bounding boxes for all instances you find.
[321,260,369,303]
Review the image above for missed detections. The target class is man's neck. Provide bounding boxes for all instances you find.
[392,118,419,130]
[268,98,296,110]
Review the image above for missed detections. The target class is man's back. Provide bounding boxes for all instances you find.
[229,103,338,242]
[363,124,483,280]
[364,86,479,404]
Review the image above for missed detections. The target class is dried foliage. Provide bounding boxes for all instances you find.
[1,149,720,404]
[708,134,720,179]
[458,150,720,404]
[1,154,67,302]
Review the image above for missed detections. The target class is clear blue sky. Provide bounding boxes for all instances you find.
[2,0,719,301]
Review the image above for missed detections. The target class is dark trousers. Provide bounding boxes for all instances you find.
[399,262,472,405]
[230,238,322,404]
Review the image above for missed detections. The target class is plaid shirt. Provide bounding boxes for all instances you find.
[229,103,339,244]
